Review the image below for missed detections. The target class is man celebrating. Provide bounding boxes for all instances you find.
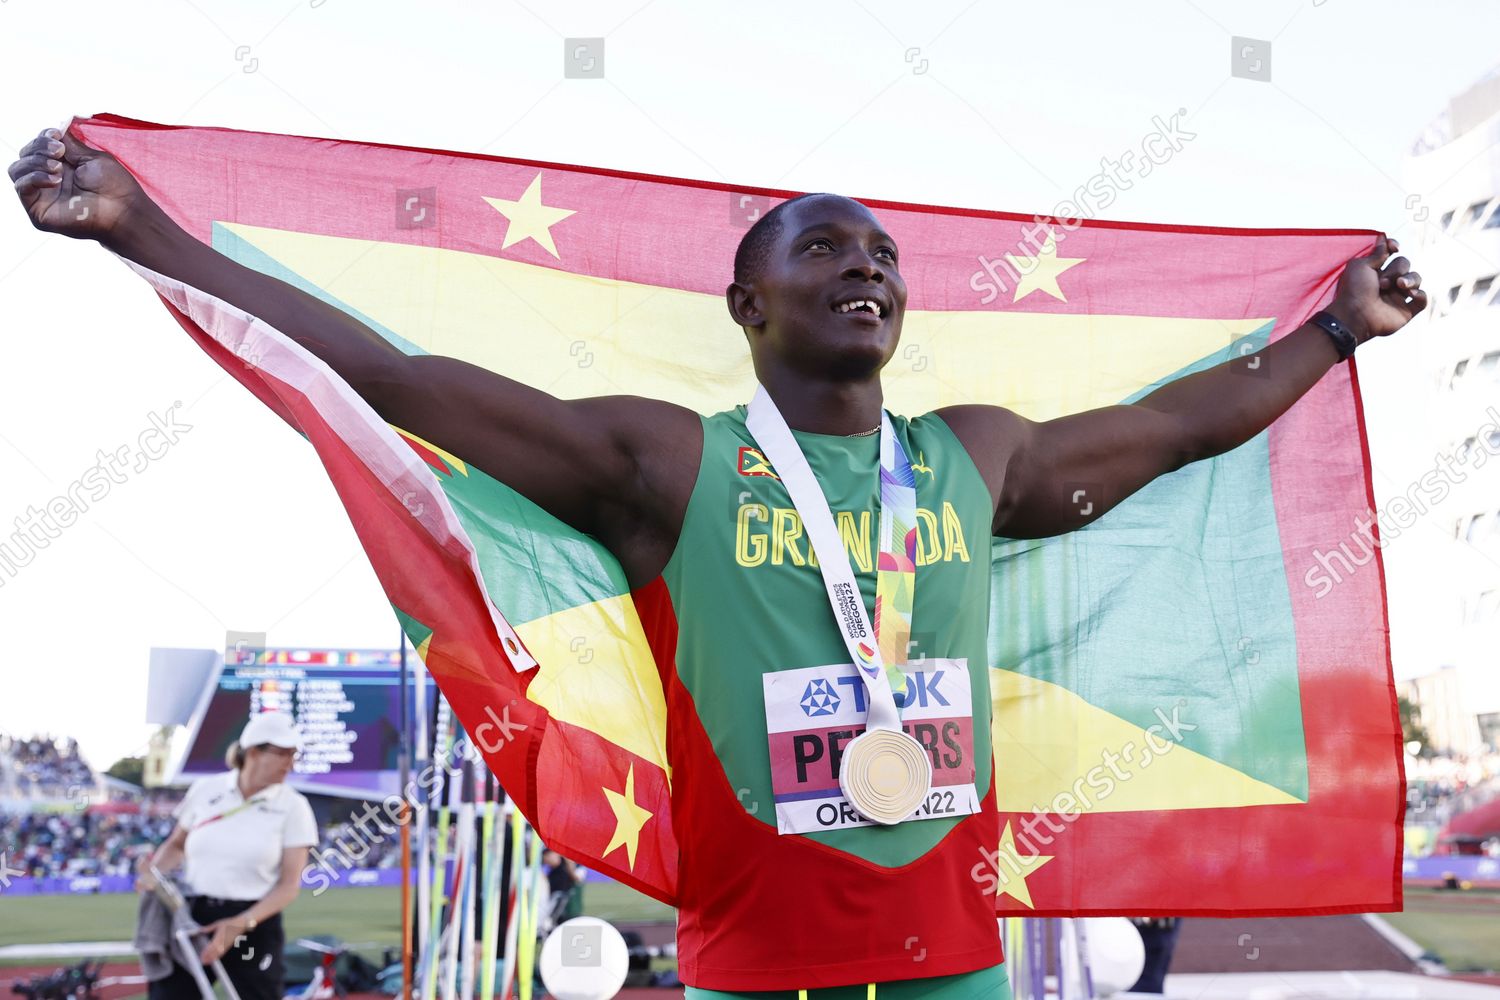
[11,127,1425,998]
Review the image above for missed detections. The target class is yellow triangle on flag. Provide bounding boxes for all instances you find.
[514,595,670,781]
[990,668,1302,813]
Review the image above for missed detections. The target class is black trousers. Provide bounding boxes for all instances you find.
[1128,919,1183,995]
[147,897,285,1000]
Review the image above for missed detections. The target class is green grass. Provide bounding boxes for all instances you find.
[0,892,142,953]
[572,880,675,924]
[7,883,1495,977]
[0,881,673,965]
[1382,887,1500,974]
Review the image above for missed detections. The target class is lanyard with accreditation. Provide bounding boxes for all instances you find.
[746,385,932,825]
[190,791,272,832]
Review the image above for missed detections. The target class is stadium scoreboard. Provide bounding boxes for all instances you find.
[177,647,424,798]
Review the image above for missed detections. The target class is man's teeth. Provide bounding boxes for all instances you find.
[835,299,881,316]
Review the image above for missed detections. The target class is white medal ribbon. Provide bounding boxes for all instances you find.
[745,385,903,732]
[746,386,932,824]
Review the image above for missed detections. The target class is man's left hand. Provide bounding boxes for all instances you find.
[1328,236,1427,344]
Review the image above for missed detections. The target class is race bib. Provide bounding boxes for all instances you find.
[762,658,980,834]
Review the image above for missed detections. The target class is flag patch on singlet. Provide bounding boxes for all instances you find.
[762,659,979,835]
[737,446,779,479]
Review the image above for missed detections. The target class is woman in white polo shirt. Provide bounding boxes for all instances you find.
[140,712,318,1000]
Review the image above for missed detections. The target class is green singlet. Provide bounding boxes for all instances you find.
[684,962,1012,999]
[660,405,1009,994]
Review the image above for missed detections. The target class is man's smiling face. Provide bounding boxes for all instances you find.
[737,194,908,380]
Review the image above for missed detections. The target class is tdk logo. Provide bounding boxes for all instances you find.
[800,679,841,717]
[799,671,951,718]
[893,670,950,710]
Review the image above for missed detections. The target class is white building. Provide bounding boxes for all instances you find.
[1401,70,1500,756]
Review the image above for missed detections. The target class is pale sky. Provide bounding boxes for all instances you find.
[1,0,1496,768]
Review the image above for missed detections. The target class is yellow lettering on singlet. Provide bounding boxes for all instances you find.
[772,507,806,566]
[836,510,873,573]
[915,507,941,566]
[736,503,970,569]
[941,500,971,563]
[735,502,769,567]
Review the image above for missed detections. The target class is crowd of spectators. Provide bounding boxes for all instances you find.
[2,808,404,882]
[1,810,174,879]
[2,733,441,884]
[313,819,404,870]
[1407,750,1500,827]
[2,734,96,799]
[1404,750,1500,860]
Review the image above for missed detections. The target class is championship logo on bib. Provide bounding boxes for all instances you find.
[762,658,979,834]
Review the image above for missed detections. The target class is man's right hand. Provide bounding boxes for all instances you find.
[9,127,146,244]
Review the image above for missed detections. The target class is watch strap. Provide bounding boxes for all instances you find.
[1311,310,1359,361]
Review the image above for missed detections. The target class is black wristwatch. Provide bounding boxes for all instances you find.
[1310,310,1359,361]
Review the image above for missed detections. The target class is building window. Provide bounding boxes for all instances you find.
[1465,200,1492,226]
[1466,513,1488,543]
[1475,276,1497,302]
[1451,358,1470,387]
[1449,284,1463,305]
[1479,351,1500,376]
[1487,208,1500,229]
[1442,210,1456,229]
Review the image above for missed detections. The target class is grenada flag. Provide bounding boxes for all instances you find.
[71,113,1403,915]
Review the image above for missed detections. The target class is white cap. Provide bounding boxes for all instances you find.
[239,712,302,751]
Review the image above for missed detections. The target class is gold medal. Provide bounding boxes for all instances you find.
[839,728,932,825]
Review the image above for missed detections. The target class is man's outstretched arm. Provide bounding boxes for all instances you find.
[10,126,700,575]
[942,238,1427,539]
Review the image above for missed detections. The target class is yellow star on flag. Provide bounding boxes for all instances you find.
[602,763,654,871]
[1004,228,1085,303]
[483,172,576,259]
[995,820,1054,909]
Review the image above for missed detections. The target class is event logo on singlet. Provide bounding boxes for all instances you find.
[762,658,979,834]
